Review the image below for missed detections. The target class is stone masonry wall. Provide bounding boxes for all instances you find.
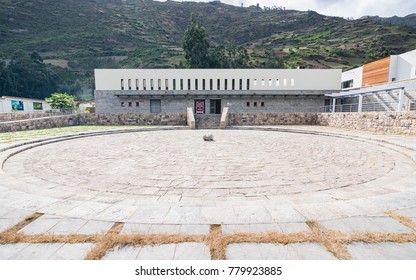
[0,113,186,132]
[317,112,416,134]
[228,112,319,125]
[0,112,415,134]
[0,112,62,122]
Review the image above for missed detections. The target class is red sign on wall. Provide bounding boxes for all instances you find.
[195,100,205,114]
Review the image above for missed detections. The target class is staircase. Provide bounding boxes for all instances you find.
[195,114,221,129]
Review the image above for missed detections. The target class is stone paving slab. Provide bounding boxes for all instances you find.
[320,216,414,233]
[103,243,211,260]
[348,242,416,260]
[226,243,336,260]
[1,243,94,260]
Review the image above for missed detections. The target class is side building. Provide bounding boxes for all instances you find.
[333,49,416,112]
[0,96,51,113]
[94,69,341,115]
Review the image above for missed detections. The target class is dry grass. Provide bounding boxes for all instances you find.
[386,210,416,232]
[2,212,416,260]
[84,222,124,260]
[306,221,352,260]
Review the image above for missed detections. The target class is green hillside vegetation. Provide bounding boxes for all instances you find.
[1,0,416,100]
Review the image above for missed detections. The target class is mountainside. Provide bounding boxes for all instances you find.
[1,0,416,100]
[370,13,416,28]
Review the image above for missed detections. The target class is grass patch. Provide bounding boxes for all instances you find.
[0,125,145,144]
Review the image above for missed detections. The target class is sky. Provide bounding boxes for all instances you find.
[176,0,416,19]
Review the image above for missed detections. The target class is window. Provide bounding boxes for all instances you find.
[121,102,125,107]
[261,79,265,86]
[150,79,154,90]
[173,79,176,90]
[210,99,221,114]
[232,79,235,90]
[143,79,146,90]
[136,79,139,90]
[254,102,257,107]
[128,79,131,90]
[33,102,43,110]
[239,79,243,90]
[283,79,287,86]
[121,79,124,90]
[291,78,295,86]
[202,79,206,90]
[195,79,198,90]
[224,79,228,90]
[150,99,161,113]
[341,79,354,89]
[254,79,257,86]
[136,102,139,107]
[165,79,169,90]
[269,79,272,86]
[246,102,250,107]
[217,79,220,90]
[187,79,191,90]
[158,79,161,90]
[180,79,184,90]
[210,79,213,90]
[247,79,250,90]
[128,102,132,107]
[276,79,279,86]
[261,102,265,107]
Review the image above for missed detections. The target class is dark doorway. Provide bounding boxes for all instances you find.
[194,99,205,114]
[210,99,221,114]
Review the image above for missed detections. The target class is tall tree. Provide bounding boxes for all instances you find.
[182,13,210,68]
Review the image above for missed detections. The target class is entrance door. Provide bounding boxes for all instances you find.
[210,99,221,114]
[194,99,205,114]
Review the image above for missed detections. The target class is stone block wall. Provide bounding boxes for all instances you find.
[317,112,416,134]
[0,112,61,122]
[228,112,319,126]
[0,111,415,135]
[0,113,187,133]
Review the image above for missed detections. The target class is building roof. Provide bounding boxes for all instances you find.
[0,96,47,102]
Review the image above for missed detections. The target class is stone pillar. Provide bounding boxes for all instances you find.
[332,98,337,113]
[358,94,363,112]
[397,88,404,112]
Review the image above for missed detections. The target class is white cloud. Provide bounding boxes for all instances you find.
[175,0,416,19]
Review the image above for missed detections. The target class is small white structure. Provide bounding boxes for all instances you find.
[0,96,51,113]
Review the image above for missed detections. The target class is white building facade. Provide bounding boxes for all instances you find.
[94,69,341,114]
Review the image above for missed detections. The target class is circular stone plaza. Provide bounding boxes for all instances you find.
[1,126,416,260]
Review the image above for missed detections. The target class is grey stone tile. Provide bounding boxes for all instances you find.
[136,244,176,260]
[174,242,211,260]
[179,224,210,235]
[348,242,416,260]
[321,216,413,233]
[103,245,141,260]
[279,222,310,233]
[19,216,60,234]
[77,220,115,234]
[49,243,94,260]
[262,243,336,260]
[226,243,263,260]
[222,224,253,234]
[10,243,64,260]
[0,244,30,260]
[121,223,151,234]
[47,218,88,234]
[127,206,171,224]
[149,224,181,234]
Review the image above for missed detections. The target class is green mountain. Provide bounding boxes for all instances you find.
[1,0,416,99]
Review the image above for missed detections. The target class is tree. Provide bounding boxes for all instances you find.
[45,92,74,110]
[182,13,210,68]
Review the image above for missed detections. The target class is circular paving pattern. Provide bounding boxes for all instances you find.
[2,129,414,203]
